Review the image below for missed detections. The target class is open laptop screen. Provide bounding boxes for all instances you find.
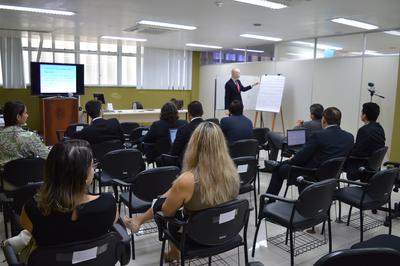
[169,128,178,144]
[287,129,306,146]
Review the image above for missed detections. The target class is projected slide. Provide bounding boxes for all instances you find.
[40,64,77,94]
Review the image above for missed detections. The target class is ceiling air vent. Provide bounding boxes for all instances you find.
[123,24,177,35]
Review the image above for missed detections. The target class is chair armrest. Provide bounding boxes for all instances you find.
[2,244,24,266]
[348,155,369,161]
[260,193,296,204]
[384,161,400,168]
[290,165,318,173]
[112,223,130,244]
[154,211,187,226]
[338,179,368,187]
[112,179,132,187]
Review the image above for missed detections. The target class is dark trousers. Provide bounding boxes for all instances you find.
[266,162,308,196]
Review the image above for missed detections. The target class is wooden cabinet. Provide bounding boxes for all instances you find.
[41,97,79,145]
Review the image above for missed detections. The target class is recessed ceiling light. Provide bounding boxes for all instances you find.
[234,0,287,9]
[101,36,147,42]
[233,48,264,53]
[292,41,343,51]
[186,43,222,49]
[138,20,196,30]
[0,4,75,16]
[331,18,378,30]
[240,34,282,42]
[384,30,400,36]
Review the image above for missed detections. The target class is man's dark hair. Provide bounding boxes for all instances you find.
[310,103,324,120]
[188,101,203,118]
[85,100,102,119]
[3,101,26,127]
[160,101,179,126]
[362,102,380,121]
[323,107,342,126]
[229,100,244,116]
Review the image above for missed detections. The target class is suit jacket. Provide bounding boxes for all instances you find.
[350,122,385,157]
[224,79,252,109]
[169,117,204,158]
[220,115,254,145]
[73,118,124,145]
[289,125,354,168]
[144,119,188,157]
[294,119,323,140]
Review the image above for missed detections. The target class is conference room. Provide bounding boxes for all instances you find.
[0,0,400,265]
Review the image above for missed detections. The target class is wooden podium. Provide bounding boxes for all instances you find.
[41,97,79,145]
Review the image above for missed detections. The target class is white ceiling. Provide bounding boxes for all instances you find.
[0,0,399,51]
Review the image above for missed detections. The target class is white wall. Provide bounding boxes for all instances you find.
[199,56,399,153]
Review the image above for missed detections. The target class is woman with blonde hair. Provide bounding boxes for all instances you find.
[125,121,240,260]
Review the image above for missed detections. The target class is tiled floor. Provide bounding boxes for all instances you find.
[1,155,400,266]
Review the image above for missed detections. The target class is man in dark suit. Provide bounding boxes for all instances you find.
[346,102,386,180]
[220,100,254,145]
[169,101,204,160]
[265,107,354,196]
[294,103,324,138]
[224,68,259,110]
[73,100,124,145]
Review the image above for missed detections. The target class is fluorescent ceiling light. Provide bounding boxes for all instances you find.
[234,0,287,9]
[0,4,75,16]
[364,50,383,56]
[384,30,400,36]
[101,36,147,42]
[331,18,378,30]
[292,41,343,51]
[240,34,282,42]
[138,20,196,30]
[186,43,222,49]
[233,48,264,53]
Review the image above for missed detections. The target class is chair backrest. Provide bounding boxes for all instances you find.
[130,127,149,143]
[233,156,258,187]
[314,248,400,266]
[3,157,45,187]
[120,122,140,136]
[366,168,399,203]
[367,146,388,171]
[267,131,285,149]
[9,182,43,215]
[186,199,249,246]
[316,157,346,181]
[132,101,144,109]
[253,128,269,145]
[229,139,259,158]
[91,140,124,162]
[205,118,220,125]
[133,166,180,202]
[64,123,88,138]
[28,232,124,266]
[296,179,337,218]
[101,149,145,180]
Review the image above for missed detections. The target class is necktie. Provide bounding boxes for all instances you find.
[235,80,240,93]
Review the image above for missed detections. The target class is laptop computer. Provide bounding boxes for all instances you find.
[287,129,306,153]
[169,128,178,144]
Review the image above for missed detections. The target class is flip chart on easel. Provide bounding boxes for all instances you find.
[255,75,286,113]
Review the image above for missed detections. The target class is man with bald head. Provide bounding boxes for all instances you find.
[224,68,259,110]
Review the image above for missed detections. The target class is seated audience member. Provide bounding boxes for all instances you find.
[125,122,240,261]
[169,101,203,160]
[220,100,254,145]
[143,101,187,158]
[73,100,124,145]
[0,101,49,189]
[265,107,354,196]
[345,102,386,180]
[20,140,117,255]
[294,103,324,138]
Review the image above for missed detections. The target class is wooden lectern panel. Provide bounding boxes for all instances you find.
[41,98,79,145]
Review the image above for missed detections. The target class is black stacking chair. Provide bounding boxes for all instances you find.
[129,127,149,151]
[113,166,180,259]
[351,234,400,252]
[314,248,400,266]
[233,156,258,221]
[3,223,131,266]
[120,122,140,143]
[56,123,88,143]
[91,140,124,163]
[229,139,259,159]
[252,179,337,266]
[1,157,45,238]
[97,149,145,194]
[266,132,285,161]
[283,157,346,197]
[346,146,388,181]
[156,154,181,168]
[335,168,398,242]
[205,118,219,125]
[155,199,250,266]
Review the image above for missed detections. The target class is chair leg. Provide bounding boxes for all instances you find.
[337,200,343,223]
[388,200,392,235]
[252,218,262,257]
[360,209,364,242]
[131,234,135,259]
[328,213,332,253]
[257,170,261,195]
[3,204,9,239]
[289,228,294,266]
[284,184,289,198]
[244,236,249,265]
[253,188,258,223]
[181,253,185,266]
[347,206,353,226]
[321,221,325,235]
[160,239,166,266]
[208,256,212,265]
